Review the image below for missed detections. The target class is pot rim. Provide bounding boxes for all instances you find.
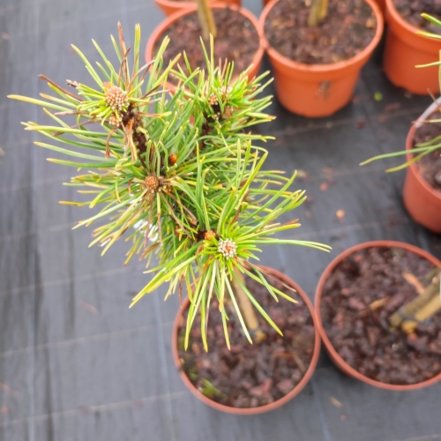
[155,0,236,11]
[145,3,264,78]
[384,0,416,33]
[315,240,441,391]
[405,106,441,201]
[385,0,437,38]
[259,0,384,73]
[171,265,321,415]
[384,0,440,53]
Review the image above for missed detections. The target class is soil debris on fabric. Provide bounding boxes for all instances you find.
[177,274,316,408]
[384,102,401,113]
[329,396,344,408]
[336,209,345,221]
[264,0,377,64]
[320,246,441,385]
[356,118,366,129]
[414,111,441,191]
[153,7,259,76]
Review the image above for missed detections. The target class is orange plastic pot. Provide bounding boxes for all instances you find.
[172,266,321,415]
[383,0,440,95]
[373,0,385,14]
[315,241,441,391]
[262,0,274,7]
[259,0,384,117]
[155,0,241,16]
[403,104,441,233]
[145,5,264,83]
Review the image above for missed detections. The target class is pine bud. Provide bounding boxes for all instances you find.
[144,175,160,192]
[217,238,237,259]
[223,106,234,118]
[204,230,216,241]
[208,93,218,106]
[108,114,121,127]
[104,83,128,112]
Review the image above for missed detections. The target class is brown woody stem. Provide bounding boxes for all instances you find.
[232,268,266,343]
[389,272,441,334]
[196,0,217,40]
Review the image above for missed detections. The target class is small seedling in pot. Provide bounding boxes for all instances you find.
[196,0,217,40]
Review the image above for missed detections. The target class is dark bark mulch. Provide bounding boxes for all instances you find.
[393,0,441,32]
[320,246,441,385]
[414,111,441,191]
[177,274,316,408]
[263,0,377,64]
[153,8,259,76]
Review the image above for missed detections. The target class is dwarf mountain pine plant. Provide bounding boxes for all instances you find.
[9,24,330,350]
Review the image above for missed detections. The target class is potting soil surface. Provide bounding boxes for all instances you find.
[264,0,377,64]
[320,246,441,385]
[178,274,316,408]
[393,0,441,32]
[0,0,440,440]
[152,7,260,75]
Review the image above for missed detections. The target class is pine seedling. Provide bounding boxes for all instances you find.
[9,24,330,350]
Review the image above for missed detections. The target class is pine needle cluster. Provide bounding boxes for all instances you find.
[10,23,330,349]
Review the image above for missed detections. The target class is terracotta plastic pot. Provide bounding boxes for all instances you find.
[145,5,264,82]
[172,266,321,415]
[259,0,384,117]
[373,0,385,14]
[315,240,441,391]
[403,103,441,233]
[383,0,440,95]
[155,0,241,16]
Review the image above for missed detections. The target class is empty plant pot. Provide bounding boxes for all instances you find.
[172,266,321,415]
[259,0,384,117]
[383,0,440,95]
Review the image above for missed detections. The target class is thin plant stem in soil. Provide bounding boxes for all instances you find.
[390,271,441,334]
[308,0,329,27]
[232,268,266,343]
[196,0,217,40]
